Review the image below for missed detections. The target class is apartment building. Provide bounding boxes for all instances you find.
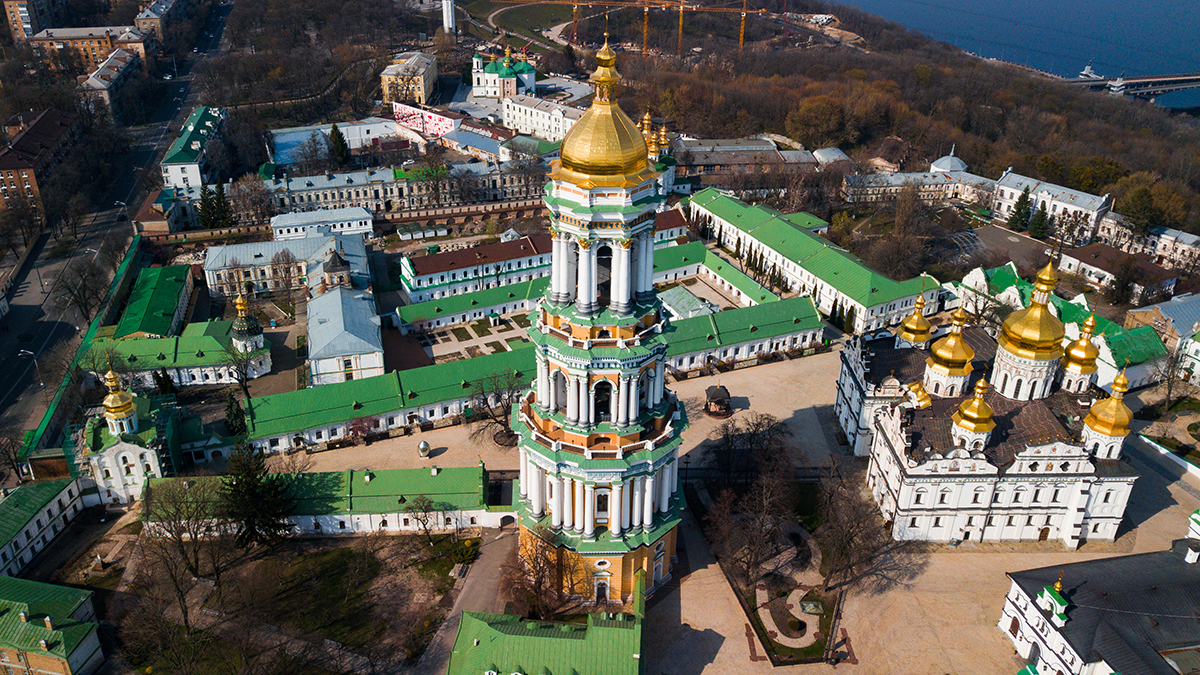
[134,0,181,39]
[380,52,438,105]
[0,479,84,577]
[271,207,374,241]
[77,48,141,120]
[0,109,81,215]
[501,94,583,142]
[3,0,63,42]
[398,234,552,303]
[160,106,225,190]
[0,577,104,675]
[31,25,154,68]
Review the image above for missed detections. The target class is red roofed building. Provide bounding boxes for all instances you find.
[398,233,553,303]
[0,109,81,216]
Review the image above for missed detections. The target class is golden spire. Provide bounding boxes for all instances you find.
[235,294,249,318]
[897,294,933,345]
[102,368,134,419]
[1062,313,1100,374]
[998,262,1065,361]
[1084,368,1133,437]
[927,307,975,376]
[657,124,668,147]
[641,111,653,139]
[1053,571,1064,593]
[952,379,996,433]
[549,33,656,189]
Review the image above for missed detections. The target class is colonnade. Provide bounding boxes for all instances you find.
[518,445,679,539]
[535,356,667,427]
[548,229,656,315]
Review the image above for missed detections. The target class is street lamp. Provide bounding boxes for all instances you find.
[17,350,43,390]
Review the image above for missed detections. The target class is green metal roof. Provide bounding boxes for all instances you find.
[0,577,96,660]
[162,106,224,165]
[146,466,487,519]
[397,278,548,325]
[245,371,406,440]
[663,295,821,358]
[690,188,934,307]
[651,241,707,273]
[0,479,73,544]
[397,349,531,411]
[447,572,644,675]
[1105,325,1167,367]
[85,321,269,371]
[114,265,190,338]
[702,250,779,304]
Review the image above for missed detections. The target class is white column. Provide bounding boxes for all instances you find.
[638,232,654,299]
[562,477,575,531]
[531,464,545,518]
[551,474,564,529]
[587,379,595,426]
[536,358,549,410]
[610,480,623,537]
[628,374,640,424]
[577,241,597,314]
[548,370,558,412]
[574,477,585,532]
[519,446,528,498]
[642,473,655,529]
[616,377,629,426]
[622,478,633,531]
[566,374,579,423]
[659,463,671,513]
[670,455,678,494]
[550,234,564,301]
[584,483,596,538]
[630,476,643,531]
[612,241,632,313]
[609,378,620,422]
[654,360,665,406]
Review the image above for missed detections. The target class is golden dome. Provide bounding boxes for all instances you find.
[235,294,249,317]
[549,37,657,189]
[998,262,1065,361]
[1062,313,1100,375]
[907,380,932,409]
[927,307,975,376]
[102,369,134,419]
[1084,370,1133,437]
[952,379,996,434]
[897,294,932,344]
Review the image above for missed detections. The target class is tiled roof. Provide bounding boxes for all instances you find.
[0,110,78,171]
[0,577,96,659]
[408,234,552,277]
[306,287,382,360]
[0,479,72,544]
[1009,540,1200,675]
[654,208,687,232]
[113,265,190,338]
[862,327,995,386]
[162,106,224,165]
[77,48,138,92]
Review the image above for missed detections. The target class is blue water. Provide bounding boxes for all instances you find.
[829,0,1200,107]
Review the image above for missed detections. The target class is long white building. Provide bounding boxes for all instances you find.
[270,207,374,241]
[501,94,584,142]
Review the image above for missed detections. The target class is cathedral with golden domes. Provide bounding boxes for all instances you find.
[836,263,1138,549]
[512,38,683,601]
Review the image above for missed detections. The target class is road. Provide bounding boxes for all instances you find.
[0,4,235,446]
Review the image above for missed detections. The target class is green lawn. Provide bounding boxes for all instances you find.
[505,337,533,350]
[512,313,531,328]
[470,320,493,337]
[484,340,508,354]
[451,326,473,342]
[495,2,574,32]
[744,588,831,663]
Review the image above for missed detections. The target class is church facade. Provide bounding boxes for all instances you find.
[511,39,683,603]
[837,264,1138,549]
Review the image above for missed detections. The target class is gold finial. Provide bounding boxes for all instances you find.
[1053,571,1063,593]
[104,368,121,393]
[505,45,512,58]
[1113,367,1129,395]
[658,124,668,146]
[235,294,249,318]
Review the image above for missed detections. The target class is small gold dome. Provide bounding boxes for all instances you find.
[998,262,1065,361]
[550,37,656,189]
[235,294,249,316]
[907,380,932,409]
[1084,370,1133,437]
[952,379,996,433]
[102,369,134,419]
[1062,313,1100,375]
[927,307,975,376]
[897,295,932,344]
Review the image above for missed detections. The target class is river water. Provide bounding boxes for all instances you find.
[827,0,1200,107]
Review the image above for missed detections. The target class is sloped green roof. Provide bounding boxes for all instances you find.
[114,265,190,338]
[664,295,821,358]
[651,241,707,273]
[82,397,158,455]
[0,577,96,660]
[396,349,530,411]
[146,466,487,520]
[86,321,269,371]
[982,263,1123,337]
[702,250,779,304]
[245,372,405,440]
[0,479,73,544]
[447,571,644,675]
[691,188,934,307]
[1105,325,1167,367]
[162,106,224,165]
[398,278,548,324]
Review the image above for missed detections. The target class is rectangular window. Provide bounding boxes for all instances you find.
[933,517,942,528]
[909,517,918,528]
[938,493,947,505]
[339,521,346,529]
[1026,516,1034,526]
[1007,516,1014,526]
[992,493,1001,504]
[1051,489,1060,503]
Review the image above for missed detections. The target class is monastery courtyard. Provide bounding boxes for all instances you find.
[283,348,1199,674]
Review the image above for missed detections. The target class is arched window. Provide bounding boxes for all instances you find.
[1013,379,1023,399]
[103,469,111,479]
[1001,373,1009,393]
[933,382,941,395]
[380,519,388,529]
[947,385,956,397]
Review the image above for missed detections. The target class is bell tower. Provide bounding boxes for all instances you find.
[514,37,683,602]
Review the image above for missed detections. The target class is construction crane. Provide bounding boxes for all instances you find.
[493,0,765,55]
[672,0,767,56]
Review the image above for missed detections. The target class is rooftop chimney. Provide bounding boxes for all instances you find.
[43,616,53,630]
[18,612,26,622]
[38,640,47,652]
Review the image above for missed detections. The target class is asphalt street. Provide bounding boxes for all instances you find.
[0,5,234,441]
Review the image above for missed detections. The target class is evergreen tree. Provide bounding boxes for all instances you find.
[843,304,857,333]
[1027,203,1050,239]
[1006,187,1033,231]
[221,441,295,549]
[225,392,247,436]
[198,184,214,229]
[214,182,232,229]
[329,123,350,166]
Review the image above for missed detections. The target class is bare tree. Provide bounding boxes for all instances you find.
[468,370,525,447]
[403,494,438,546]
[269,248,298,306]
[228,173,277,225]
[346,416,372,445]
[501,524,587,618]
[142,477,224,579]
[139,532,198,630]
[119,594,210,671]
[295,131,331,175]
[705,412,791,485]
[222,340,259,400]
[53,259,109,323]
[0,416,27,482]
[1155,346,1190,414]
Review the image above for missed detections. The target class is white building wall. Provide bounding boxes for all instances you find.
[310,351,386,386]
[0,479,84,577]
